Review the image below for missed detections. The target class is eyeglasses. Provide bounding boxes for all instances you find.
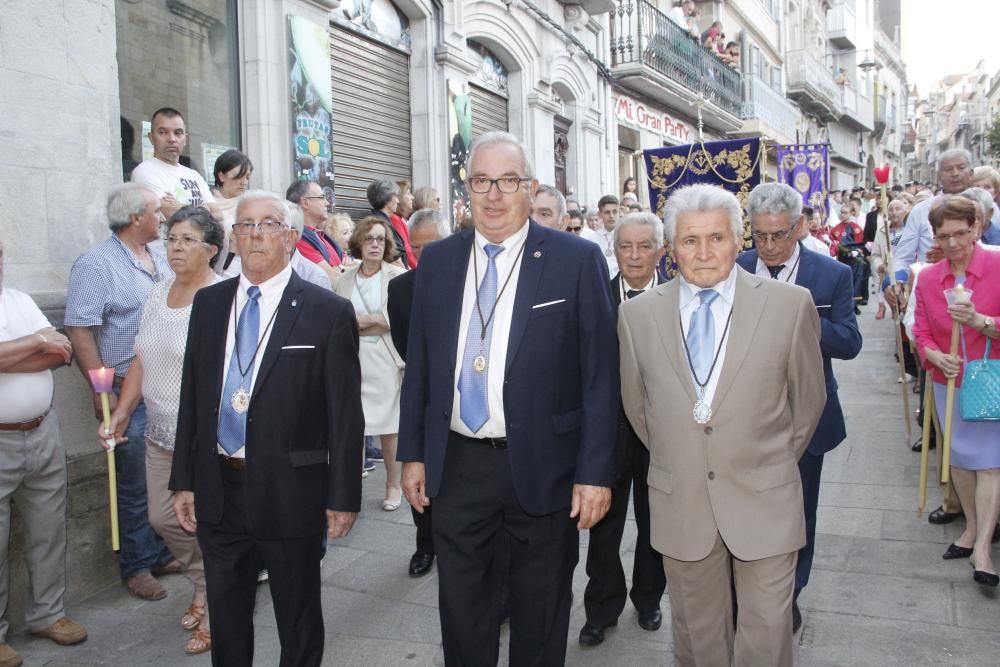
[751,226,797,244]
[567,226,583,232]
[302,195,327,202]
[232,219,286,236]
[164,234,206,248]
[467,176,532,194]
[364,236,386,245]
[934,228,974,244]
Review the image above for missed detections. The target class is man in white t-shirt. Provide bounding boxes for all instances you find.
[130,107,222,221]
[0,243,87,664]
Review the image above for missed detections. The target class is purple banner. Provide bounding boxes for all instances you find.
[776,144,829,222]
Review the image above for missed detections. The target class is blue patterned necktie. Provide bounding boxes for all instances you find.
[458,243,505,433]
[686,289,719,384]
[218,286,261,455]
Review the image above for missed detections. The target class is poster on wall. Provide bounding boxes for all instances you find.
[448,80,473,232]
[202,144,234,184]
[288,15,335,206]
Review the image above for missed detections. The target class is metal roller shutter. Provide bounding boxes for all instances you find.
[469,84,509,140]
[329,25,411,220]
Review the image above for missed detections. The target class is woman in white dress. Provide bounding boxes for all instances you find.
[334,216,407,511]
[99,206,223,655]
[210,149,253,276]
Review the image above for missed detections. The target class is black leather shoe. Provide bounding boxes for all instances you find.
[578,621,616,647]
[943,543,974,560]
[927,506,963,525]
[637,608,662,631]
[973,570,999,587]
[408,552,434,577]
[911,439,936,452]
[792,601,802,634]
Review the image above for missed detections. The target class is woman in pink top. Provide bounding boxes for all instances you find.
[913,196,1000,587]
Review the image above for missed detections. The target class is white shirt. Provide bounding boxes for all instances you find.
[618,274,656,302]
[592,227,619,276]
[894,195,937,279]
[131,157,216,208]
[450,223,529,438]
[755,242,802,284]
[0,289,55,421]
[802,233,830,255]
[218,264,293,457]
[579,226,600,244]
[677,266,738,409]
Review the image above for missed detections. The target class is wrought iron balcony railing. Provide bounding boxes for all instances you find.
[610,0,743,118]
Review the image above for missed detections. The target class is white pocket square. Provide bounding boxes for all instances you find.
[281,345,316,350]
[532,299,566,310]
[815,304,832,310]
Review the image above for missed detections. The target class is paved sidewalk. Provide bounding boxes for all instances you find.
[8,306,999,665]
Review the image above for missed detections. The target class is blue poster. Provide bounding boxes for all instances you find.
[776,145,829,222]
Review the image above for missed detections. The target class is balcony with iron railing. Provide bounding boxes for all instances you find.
[740,75,800,144]
[785,50,841,120]
[609,0,744,132]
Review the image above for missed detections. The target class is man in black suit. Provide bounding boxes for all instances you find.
[170,190,364,667]
[580,212,667,646]
[398,132,619,666]
[386,208,442,577]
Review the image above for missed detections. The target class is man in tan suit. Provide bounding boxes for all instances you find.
[618,184,826,666]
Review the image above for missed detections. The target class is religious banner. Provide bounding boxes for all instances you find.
[776,144,830,222]
[447,80,473,232]
[288,16,335,206]
[643,137,765,247]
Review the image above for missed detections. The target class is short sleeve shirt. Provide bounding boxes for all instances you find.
[131,157,216,208]
[0,289,55,421]
[64,236,173,376]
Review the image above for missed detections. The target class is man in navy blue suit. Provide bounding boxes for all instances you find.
[398,131,619,666]
[738,183,862,634]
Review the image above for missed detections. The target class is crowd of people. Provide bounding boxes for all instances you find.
[1,105,999,667]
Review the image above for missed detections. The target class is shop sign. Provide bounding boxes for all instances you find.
[615,96,691,144]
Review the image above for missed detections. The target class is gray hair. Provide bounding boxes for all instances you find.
[366,179,400,210]
[746,182,803,226]
[662,184,742,244]
[614,212,664,247]
[535,184,567,220]
[409,207,441,233]
[236,190,293,226]
[937,148,972,173]
[466,131,535,179]
[286,203,304,238]
[107,183,153,232]
[959,187,994,222]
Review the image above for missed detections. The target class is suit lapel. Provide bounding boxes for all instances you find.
[793,242,817,293]
[443,230,474,374]
[251,273,306,402]
[211,278,241,405]
[652,281,698,404]
[505,222,545,373]
[711,270,766,411]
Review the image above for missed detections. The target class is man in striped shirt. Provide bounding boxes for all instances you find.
[64,183,178,601]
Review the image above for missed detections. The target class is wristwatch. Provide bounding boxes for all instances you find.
[982,316,995,332]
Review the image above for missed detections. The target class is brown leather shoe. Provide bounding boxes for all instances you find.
[30,617,87,646]
[126,572,167,601]
[0,643,22,667]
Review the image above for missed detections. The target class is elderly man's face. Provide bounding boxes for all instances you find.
[939,155,973,194]
[409,224,442,262]
[235,199,294,284]
[134,190,164,243]
[615,223,663,288]
[532,192,562,229]
[674,209,739,288]
[887,200,907,225]
[751,211,800,267]
[300,182,328,226]
[467,143,537,243]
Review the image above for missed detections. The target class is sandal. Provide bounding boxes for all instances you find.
[180,603,206,631]
[184,628,211,655]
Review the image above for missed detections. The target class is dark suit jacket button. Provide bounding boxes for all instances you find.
[704,426,714,435]
[708,471,715,480]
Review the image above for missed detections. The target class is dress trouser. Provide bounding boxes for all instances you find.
[197,464,324,667]
[0,413,68,641]
[145,440,205,592]
[663,530,796,667]
[795,450,824,597]
[433,433,578,667]
[411,502,433,556]
[583,432,665,627]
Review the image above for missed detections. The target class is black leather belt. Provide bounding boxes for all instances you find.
[450,430,507,448]
[218,453,246,471]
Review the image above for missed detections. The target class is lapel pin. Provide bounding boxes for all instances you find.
[533,250,542,258]
[291,299,298,307]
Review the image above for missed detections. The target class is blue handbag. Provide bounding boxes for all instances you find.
[960,336,1000,421]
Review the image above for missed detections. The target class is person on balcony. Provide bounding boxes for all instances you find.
[667,0,698,36]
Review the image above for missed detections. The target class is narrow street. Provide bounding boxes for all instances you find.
[8,304,1000,666]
